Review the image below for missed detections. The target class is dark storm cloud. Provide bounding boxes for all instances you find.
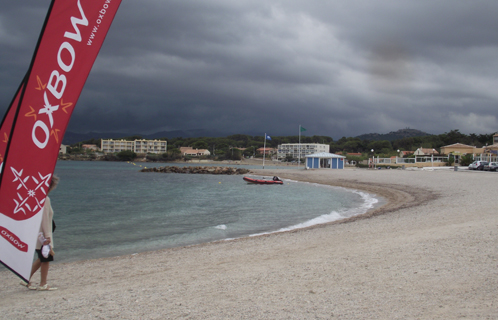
[1,0,497,139]
[0,2,48,99]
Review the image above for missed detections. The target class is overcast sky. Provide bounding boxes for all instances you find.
[1,1,497,139]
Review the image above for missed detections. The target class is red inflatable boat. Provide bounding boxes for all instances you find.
[243,176,283,185]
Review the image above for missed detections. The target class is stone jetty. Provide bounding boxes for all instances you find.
[140,166,250,175]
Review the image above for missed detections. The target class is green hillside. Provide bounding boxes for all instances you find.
[356,128,430,141]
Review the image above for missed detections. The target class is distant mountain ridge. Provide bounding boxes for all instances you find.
[63,128,432,145]
[356,129,431,141]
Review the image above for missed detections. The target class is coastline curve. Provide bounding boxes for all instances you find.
[250,168,439,228]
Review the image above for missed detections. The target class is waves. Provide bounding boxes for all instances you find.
[51,161,382,262]
[222,185,380,238]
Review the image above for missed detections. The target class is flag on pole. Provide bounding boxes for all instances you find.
[300,126,307,132]
[0,0,122,282]
[263,133,271,169]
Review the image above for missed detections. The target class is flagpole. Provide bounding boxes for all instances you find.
[298,125,301,169]
[263,133,266,169]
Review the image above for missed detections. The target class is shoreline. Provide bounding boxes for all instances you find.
[1,168,497,319]
[250,168,438,226]
[59,157,298,167]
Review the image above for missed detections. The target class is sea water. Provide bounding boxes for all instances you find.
[45,161,378,263]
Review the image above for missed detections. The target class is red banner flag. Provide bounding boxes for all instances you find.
[0,0,121,281]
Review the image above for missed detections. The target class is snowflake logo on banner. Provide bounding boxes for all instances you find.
[10,167,51,215]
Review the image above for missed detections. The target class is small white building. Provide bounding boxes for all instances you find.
[179,147,211,157]
[414,148,439,156]
[305,152,346,169]
[82,144,99,151]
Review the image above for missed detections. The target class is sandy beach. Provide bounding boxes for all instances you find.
[1,168,497,319]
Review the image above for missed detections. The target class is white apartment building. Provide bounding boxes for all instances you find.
[135,139,167,154]
[101,139,167,154]
[101,139,134,153]
[277,143,329,160]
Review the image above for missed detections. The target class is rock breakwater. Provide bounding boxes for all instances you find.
[140,166,250,175]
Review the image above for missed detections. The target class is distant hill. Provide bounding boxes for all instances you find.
[356,129,431,141]
[63,128,432,145]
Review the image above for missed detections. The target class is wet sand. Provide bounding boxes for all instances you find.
[1,168,497,319]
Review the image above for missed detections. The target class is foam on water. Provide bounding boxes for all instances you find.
[249,189,379,237]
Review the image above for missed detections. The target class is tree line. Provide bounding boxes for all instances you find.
[67,129,495,161]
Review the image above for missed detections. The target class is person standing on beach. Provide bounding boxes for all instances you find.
[22,176,59,291]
